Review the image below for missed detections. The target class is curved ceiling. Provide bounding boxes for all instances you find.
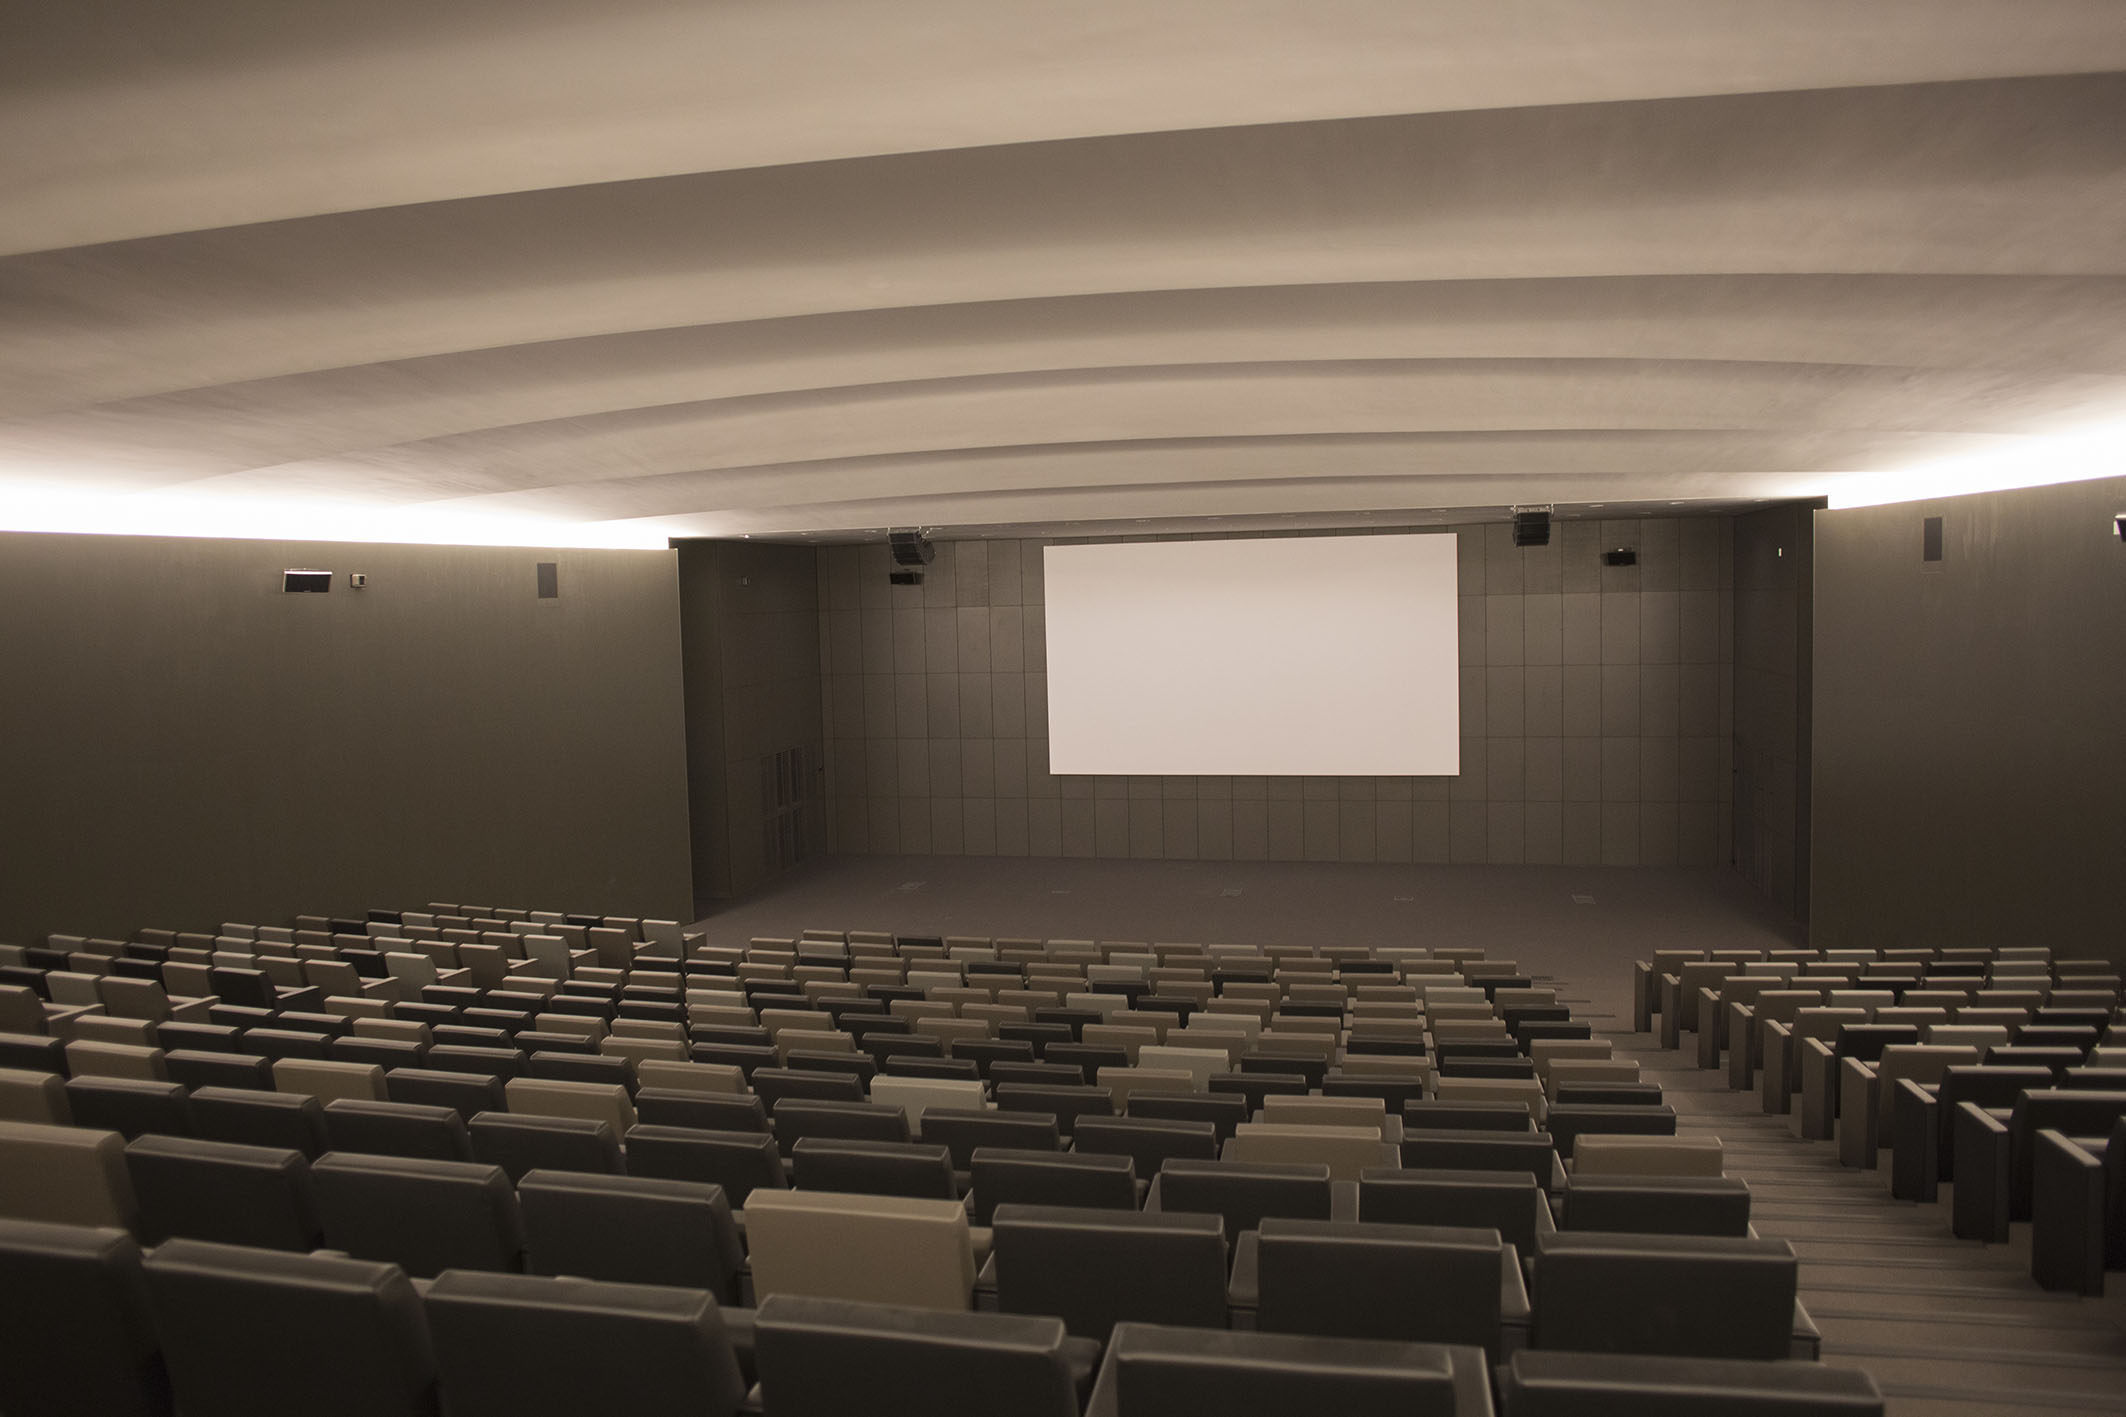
[3,2,2124,543]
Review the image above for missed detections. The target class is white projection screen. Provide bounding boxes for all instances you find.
[1043,534,1460,776]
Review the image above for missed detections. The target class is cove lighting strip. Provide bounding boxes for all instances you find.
[0,483,676,550]
[1827,414,2126,511]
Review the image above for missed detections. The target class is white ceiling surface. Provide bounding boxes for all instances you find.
[3,2,2125,542]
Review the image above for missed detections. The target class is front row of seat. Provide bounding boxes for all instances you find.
[0,1214,1884,1417]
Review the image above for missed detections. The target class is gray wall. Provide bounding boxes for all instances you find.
[818,517,1734,866]
[1733,505,1814,923]
[1811,476,2126,963]
[0,531,695,943]
[678,541,826,902]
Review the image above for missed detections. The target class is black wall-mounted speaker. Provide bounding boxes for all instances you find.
[888,569,925,587]
[282,569,331,593]
[1512,509,1552,548]
[1603,549,1637,567]
[889,530,935,567]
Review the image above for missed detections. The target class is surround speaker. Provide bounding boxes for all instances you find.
[889,530,935,567]
[1602,549,1637,567]
[1512,507,1552,548]
[888,569,924,587]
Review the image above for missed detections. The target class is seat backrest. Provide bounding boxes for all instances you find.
[384,1067,509,1120]
[1357,1167,1544,1252]
[1260,1094,1389,1134]
[871,1075,988,1130]
[469,1112,623,1183]
[1154,1159,1332,1242]
[310,1151,523,1279]
[65,1039,170,1082]
[622,1125,787,1206]
[141,1237,436,1417]
[1544,1103,1679,1159]
[990,1203,1227,1340]
[0,1118,138,1230]
[1572,1135,1724,1179]
[1071,1114,1219,1177]
[519,1170,745,1303]
[1256,1218,1504,1353]
[61,1076,193,1141]
[1532,1231,1796,1360]
[0,1065,70,1124]
[1224,1122,1398,1182]
[916,1107,1058,1170]
[635,1059,745,1095]
[743,1190,976,1311]
[792,1138,959,1201]
[124,1132,320,1249]
[969,1147,1135,1225]
[425,1269,744,1417]
[1400,1128,1557,1189]
[633,1088,767,1133]
[504,1076,635,1132]
[1561,1175,1752,1237]
[272,1058,387,1105]
[323,1098,474,1162]
[0,1217,170,1417]
[771,1099,912,1151]
[1122,1090,1248,1141]
[1096,1323,1478,1417]
[754,1294,1077,1417]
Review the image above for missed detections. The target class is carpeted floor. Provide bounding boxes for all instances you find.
[694,854,2126,1416]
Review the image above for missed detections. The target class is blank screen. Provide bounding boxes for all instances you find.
[1043,534,1460,776]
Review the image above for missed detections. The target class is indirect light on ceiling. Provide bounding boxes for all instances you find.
[0,482,677,550]
[1826,413,2126,510]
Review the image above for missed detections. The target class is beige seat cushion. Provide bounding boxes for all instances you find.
[63,1040,168,1081]
[0,1120,136,1229]
[599,1035,689,1064]
[872,1076,988,1130]
[1135,1046,1222,1091]
[1260,1094,1388,1134]
[272,1059,388,1104]
[1223,1122,1399,1182]
[1095,1067,1196,1109]
[1572,1135,1725,1178]
[634,1060,744,1095]
[744,1190,975,1311]
[0,1068,70,1124]
[504,1077,636,1132]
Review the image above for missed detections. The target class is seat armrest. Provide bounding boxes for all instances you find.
[1632,962,1655,1033]
[1797,1037,1839,1140]
[1760,1021,1796,1115]
[1789,1298,1821,1360]
[167,996,217,1023]
[1696,988,1727,1069]
[1890,1078,1941,1202]
[721,1305,757,1388]
[1726,1003,1761,1091]
[2030,1129,2107,1294]
[1836,1057,1881,1169]
[1658,974,1683,1049]
[1141,1173,1166,1213]
[1330,1179,1359,1221]
[1226,1229,1260,1325]
[1951,1102,2013,1242]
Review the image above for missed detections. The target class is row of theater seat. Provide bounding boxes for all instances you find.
[0,1214,1888,1417]
[1639,942,2126,1295]
[0,904,1873,1414]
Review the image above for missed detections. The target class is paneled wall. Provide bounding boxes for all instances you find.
[817,517,1733,866]
[1812,476,2126,964]
[0,531,695,942]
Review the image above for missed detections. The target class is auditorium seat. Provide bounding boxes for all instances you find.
[1558,1175,1754,1237]
[62,1076,194,1141]
[1148,1158,1337,1241]
[0,1065,70,1123]
[1530,1231,1806,1361]
[745,1190,978,1309]
[470,1112,624,1182]
[1953,1088,2126,1241]
[969,1147,1134,1223]
[1889,1064,2053,1201]
[1084,1323,1491,1417]
[163,1049,274,1091]
[792,1137,960,1200]
[1071,1114,1219,1176]
[1497,1350,1884,1415]
[871,1074,988,1129]
[310,1151,525,1277]
[323,1098,475,1162]
[519,1170,746,1303]
[0,1031,70,1075]
[64,1039,168,1081]
[1541,1103,1678,1159]
[919,1106,1060,1171]
[141,1238,437,1417]
[772,1098,912,1151]
[988,1204,1229,1339]
[1223,1122,1399,1180]
[1123,1089,1247,1140]
[1401,1128,1562,1191]
[503,1076,635,1132]
[635,1058,746,1094]
[0,1119,137,1229]
[1357,1167,1552,1252]
[754,1295,1086,1417]
[124,1134,322,1250]
[385,1066,508,1120]
[271,1058,387,1104]
[2030,1118,2126,1294]
[187,1086,330,1157]
[0,1218,172,1417]
[1571,1134,1725,1178]
[624,1124,787,1205]
[424,1270,747,1417]
[1234,1217,1520,1357]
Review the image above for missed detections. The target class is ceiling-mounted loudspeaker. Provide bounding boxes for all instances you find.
[1603,548,1637,567]
[889,530,935,567]
[889,569,924,587]
[1512,506,1552,548]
